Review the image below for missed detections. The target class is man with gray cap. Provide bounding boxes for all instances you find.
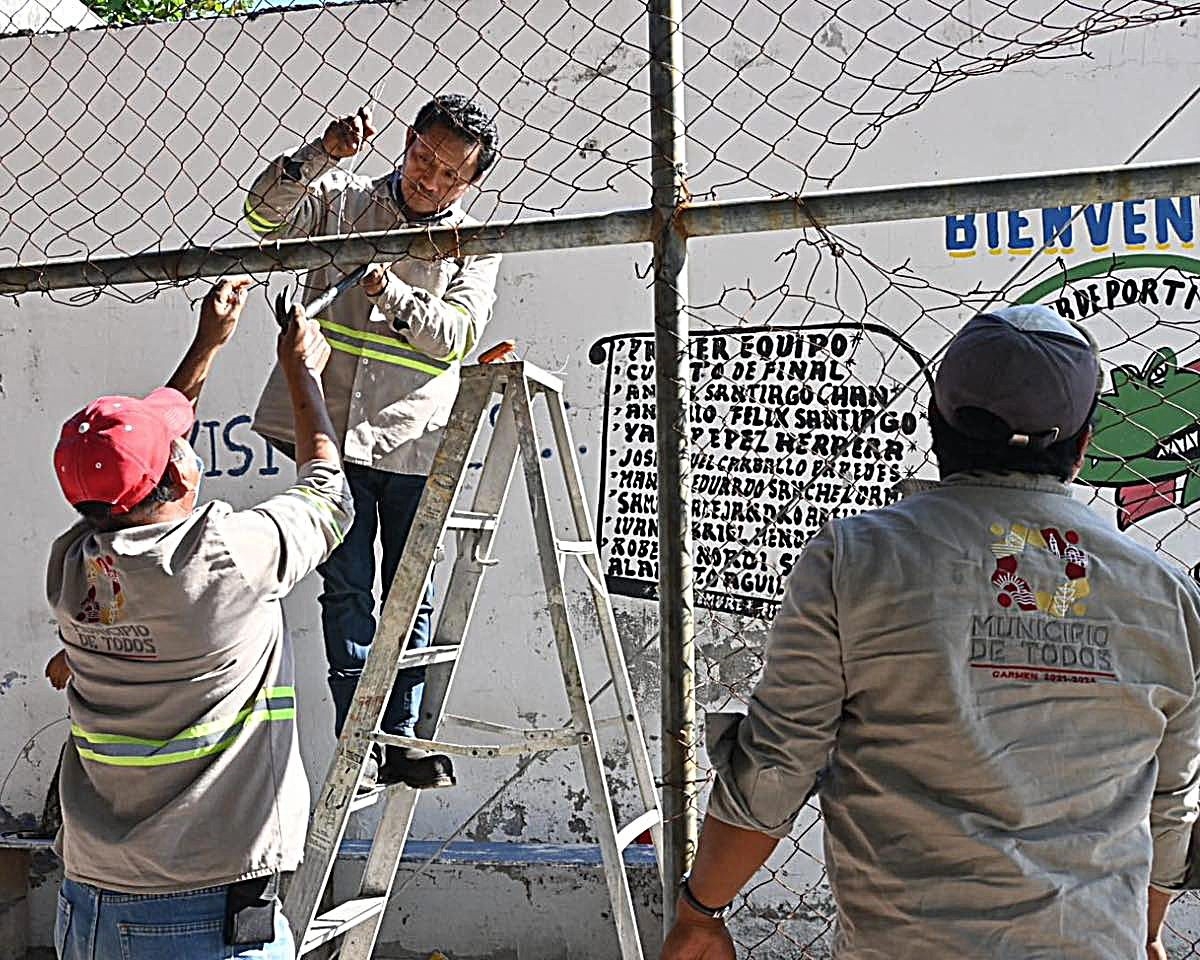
[663,305,1200,960]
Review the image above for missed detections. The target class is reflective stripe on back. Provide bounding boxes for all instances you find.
[72,686,296,767]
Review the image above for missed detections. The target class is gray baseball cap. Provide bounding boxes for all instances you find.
[933,305,1101,449]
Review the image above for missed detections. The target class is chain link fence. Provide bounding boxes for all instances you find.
[4,0,1197,285]
[673,234,1200,958]
[5,0,1200,957]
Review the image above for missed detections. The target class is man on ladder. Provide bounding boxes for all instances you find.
[245,94,503,791]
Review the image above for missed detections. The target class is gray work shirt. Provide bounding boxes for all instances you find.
[245,140,500,475]
[47,460,353,894]
[708,471,1200,958]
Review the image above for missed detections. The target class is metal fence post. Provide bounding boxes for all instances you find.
[648,0,696,936]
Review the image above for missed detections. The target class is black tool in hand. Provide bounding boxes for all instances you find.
[273,263,372,331]
[273,285,293,332]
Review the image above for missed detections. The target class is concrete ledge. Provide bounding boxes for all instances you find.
[2,834,658,866]
[0,834,56,960]
[341,839,658,868]
[0,836,54,851]
[3,836,662,959]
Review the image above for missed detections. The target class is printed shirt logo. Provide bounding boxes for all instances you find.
[989,523,1089,616]
[70,552,161,661]
[971,520,1116,685]
[80,554,125,625]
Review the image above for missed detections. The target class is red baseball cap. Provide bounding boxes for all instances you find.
[54,387,196,514]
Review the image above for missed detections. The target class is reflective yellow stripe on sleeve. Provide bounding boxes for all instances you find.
[243,197,283,236]
[286,485,345,544]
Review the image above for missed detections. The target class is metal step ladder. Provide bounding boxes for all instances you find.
[284,360,663,960]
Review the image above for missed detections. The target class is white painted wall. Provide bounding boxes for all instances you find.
[3,1,1200,956]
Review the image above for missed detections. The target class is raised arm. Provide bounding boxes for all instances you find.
[243,107,377,240]
[278,303,338,468]
[219,305,351,599]
[166,277,251,405]
[1146,580,1200,957]
[360,251,500,361]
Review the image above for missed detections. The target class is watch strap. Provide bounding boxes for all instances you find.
[680,874,733,920]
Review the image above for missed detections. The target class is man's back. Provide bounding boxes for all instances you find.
[48,461,350,893]
[814,471,1200,956]
[666,307,1198,960]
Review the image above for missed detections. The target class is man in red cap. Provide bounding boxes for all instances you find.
[46,278,353,960]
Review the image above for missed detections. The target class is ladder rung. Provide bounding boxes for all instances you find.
[555,539,595,554]
[396,645,461,669]
[595,714,636,730]
[373,730,584,758]
[446,714,575,740]
[299,896,387,954]
[446,510,499,532]
[614,809,663,851]
[349,786,385,812]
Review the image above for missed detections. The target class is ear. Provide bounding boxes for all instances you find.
[1063,424,1094,483]
[1075,425,1094,461]
[468,146,486,184]
[404,126,416,152]
[163,460,192,498]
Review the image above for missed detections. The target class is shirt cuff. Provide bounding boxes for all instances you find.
[285,138,342,183]
[704,712,804,840]
[296,458,342,478]
[366,272,414,331]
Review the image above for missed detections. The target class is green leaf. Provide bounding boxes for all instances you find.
[81,0,247,27]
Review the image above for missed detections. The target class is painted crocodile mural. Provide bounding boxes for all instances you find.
[1080,347,1200,529]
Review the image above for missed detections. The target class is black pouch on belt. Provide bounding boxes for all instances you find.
[224,873,280,946]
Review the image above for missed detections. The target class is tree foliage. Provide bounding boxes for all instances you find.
[84,0,247,27]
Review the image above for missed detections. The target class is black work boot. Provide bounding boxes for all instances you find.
[379,745,456,789]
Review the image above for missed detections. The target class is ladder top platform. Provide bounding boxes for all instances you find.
[461,359,564,393]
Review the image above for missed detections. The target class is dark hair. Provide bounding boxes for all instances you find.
[412,94,499,181]
[73,470,177,532]
[929,405,1091,483]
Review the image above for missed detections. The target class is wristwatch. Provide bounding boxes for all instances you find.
[679,873,734,921]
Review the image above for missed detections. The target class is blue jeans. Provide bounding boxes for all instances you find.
[55,877,293,960]
[319,463,434,737]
